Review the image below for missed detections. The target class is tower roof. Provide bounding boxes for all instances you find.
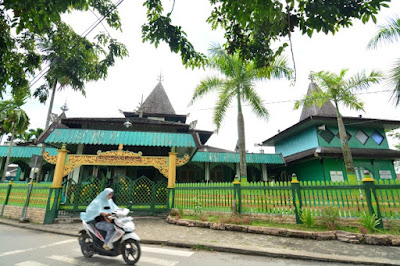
[141,81,176,115]
[299,82,337,121]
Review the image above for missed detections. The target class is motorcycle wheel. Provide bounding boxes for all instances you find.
[79,233,94,258]
[121,239,141,265]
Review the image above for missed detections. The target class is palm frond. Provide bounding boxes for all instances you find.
[368,16,400,49]
[189,76,223,106]
[294,91,330,110]
[242,86,269,119]
[213,86,234,131]
[257,56,292,80]
[208,44,236,76]
[345,70,382,91]
[340,93,365,112]
[388,58,400,106]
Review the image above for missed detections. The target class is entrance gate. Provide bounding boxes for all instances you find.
[59,175,168,216]
[114,176,168,215]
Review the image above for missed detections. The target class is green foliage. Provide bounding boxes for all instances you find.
[300,209,315,228]
[321,206,340,230]
[358,212,381,233]
[368,16,400,106]
[191,245,213,251]
[193,197,202,215]
[15,127,43,142]
[0,96,30,135]
[0,0,123,99]
[33,22,128,103]
[207,0,390,68]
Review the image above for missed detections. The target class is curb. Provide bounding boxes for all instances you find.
[1,219,399,265]
[166,216,400,247]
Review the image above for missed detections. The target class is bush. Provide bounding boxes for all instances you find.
[193,197,202,215]
[300,209,315,228]
[358,212,381,233]
[321,206,339,230]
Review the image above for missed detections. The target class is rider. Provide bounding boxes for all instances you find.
[80,188,119,251]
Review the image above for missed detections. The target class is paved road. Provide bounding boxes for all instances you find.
[0,224,355,266]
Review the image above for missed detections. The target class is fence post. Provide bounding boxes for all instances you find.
[1,180,13,217]
[362,171,383,228]
[44,187,62,224]
[167,187,175,211]
[233,180,241,215]
[291,174,302,224]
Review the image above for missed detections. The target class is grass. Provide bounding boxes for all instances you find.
[191,244,214,251]
[178,214,400,235]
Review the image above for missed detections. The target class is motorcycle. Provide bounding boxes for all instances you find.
[78,208,141,265]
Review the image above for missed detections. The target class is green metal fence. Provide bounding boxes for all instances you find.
[241,182,294,215]
[0,182,53,218]
[174,182,234,212]
[58,175,168,216]
[172,179,400,224]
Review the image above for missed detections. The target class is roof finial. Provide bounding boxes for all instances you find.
[60,101,69,112]
[308,71,314,83]
[158,72,164,82]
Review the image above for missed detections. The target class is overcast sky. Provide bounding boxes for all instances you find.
[21,0,400,153]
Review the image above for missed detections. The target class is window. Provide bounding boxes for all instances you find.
[336,131,351,141]
[319,129,335,143]
[371,131,384,145]
[355,130,368,144]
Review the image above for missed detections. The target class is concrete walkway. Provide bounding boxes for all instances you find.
[0,217,399,265]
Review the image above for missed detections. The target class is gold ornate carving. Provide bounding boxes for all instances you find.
[63,164,80,176]
[154,165,169,178]
[48,145,186,178]
[43,152,58,164]
[176,154,190,167]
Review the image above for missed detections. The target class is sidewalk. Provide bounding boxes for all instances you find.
[1,216,399,265]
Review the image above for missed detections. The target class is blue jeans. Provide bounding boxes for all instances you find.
[95,221,115,244]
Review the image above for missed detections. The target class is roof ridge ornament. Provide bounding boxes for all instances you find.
[158,72,164,82]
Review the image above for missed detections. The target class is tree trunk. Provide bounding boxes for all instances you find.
[36,80,58,182]
[236,92,247,181]
[336,110,355,174]
[1,128,15,182]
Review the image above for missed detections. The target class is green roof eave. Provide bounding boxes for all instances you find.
[44,129,196,148]
[0,146,58,159]
[191,152,284,164]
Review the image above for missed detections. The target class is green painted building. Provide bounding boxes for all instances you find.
[0,146,58,181]
[262,82,400,182]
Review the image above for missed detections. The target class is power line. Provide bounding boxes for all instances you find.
[187,89,394,112]
[28,0,125,89]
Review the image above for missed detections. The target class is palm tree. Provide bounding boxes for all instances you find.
[1,97,30,182]
[189,44,292,181]
[368,16,400,105]
[15,128,44,143]
[294,69,382,174]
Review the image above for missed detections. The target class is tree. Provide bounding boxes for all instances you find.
[1,0,206,99]
[15,128,43,143]
[206,0,391,68]
[368,16,400,105]
[189,45,291,180]
[1,1,392,99]
[31,21,128,180]
[1,96,30,182]
[294,69,382,174]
